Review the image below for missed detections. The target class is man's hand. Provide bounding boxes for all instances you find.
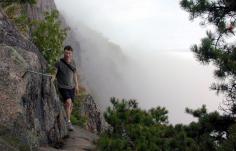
[74,71,80,95]
[51,68,57,81]
[51,74,56,81]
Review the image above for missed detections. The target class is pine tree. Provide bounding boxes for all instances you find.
[180,0,236,116]
[98,98,233,151]
[180,1,236,149]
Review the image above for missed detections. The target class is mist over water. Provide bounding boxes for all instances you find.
[124,51,222,124]
[55,0,223,124]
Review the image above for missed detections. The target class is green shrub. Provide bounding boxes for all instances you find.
[32,10,68,73]
[71,94,88,127]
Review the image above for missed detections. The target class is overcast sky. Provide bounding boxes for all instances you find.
[55,0,210,52]
[55,0,223,124]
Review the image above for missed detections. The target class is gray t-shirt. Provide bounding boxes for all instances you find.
[55,58,76,89]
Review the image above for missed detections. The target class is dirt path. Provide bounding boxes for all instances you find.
[39,126,99,151]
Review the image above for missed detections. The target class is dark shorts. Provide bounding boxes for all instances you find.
[58,88,75,102]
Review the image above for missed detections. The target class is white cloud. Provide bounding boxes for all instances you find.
[55,0,209,52]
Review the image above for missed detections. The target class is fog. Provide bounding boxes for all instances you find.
[55,0,223,124]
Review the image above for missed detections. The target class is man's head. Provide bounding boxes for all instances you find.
[64,45,73,62]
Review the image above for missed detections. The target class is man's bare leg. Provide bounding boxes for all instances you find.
[64,98,74,131]
[70,103,73,118]
[65,98,72,122]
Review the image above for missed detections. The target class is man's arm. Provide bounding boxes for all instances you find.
[74,71,79,95]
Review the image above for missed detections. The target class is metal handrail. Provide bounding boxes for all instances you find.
[22,70,53,78]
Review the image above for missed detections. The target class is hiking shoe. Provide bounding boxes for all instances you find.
[67,122,74,131]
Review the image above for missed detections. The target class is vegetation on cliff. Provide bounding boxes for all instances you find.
[32,10,68,73]
[70,93,88,127]
[1,3,30,38]
[1,1,67,73]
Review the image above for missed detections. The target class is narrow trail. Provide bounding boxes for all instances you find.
[39,126,99,151]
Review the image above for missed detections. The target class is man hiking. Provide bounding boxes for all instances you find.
[55,45,79,131]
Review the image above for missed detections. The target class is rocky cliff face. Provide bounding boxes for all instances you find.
[0,8,67,150]
[26,0,56,20]
[0,0,102,150]
[80,94,102,133]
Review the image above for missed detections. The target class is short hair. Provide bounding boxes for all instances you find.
[64,45,73,51]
